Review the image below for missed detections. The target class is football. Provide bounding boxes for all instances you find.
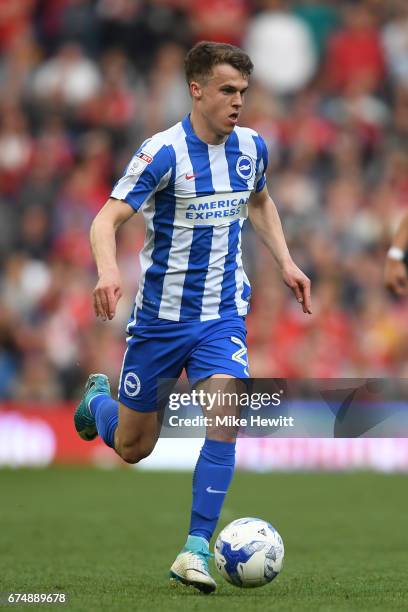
[214,517,284,588]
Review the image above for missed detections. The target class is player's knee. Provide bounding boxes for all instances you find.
[119,441,154,464]
[210,434,237,443]
[206,428,238,444]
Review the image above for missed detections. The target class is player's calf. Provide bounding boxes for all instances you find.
[114,405,160,464]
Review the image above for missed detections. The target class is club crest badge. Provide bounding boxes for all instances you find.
[124,372,141,397]
[236,155,255,181]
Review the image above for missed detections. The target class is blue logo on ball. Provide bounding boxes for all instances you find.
[218,540,265,586]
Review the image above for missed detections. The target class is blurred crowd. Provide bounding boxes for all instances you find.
[1,0,408,402]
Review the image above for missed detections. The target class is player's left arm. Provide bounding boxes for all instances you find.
[248,185,312,314]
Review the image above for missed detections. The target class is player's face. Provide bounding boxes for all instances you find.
[190,64,249,142]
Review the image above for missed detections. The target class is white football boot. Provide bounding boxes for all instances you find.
[169,535,217,594]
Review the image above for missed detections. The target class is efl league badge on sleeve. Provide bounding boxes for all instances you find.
[127,151,153,175]
[137,151,153,164]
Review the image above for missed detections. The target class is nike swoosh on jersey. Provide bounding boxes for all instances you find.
[185,173,198,180]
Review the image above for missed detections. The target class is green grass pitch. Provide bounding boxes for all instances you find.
[0,468,407,611]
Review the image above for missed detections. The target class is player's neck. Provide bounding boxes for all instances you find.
[189,110,227,146]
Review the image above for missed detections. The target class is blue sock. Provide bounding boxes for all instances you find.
[89,394,118,449]
[189,438,236,543]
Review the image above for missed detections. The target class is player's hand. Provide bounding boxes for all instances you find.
[281,261,312,314]
[385,259,408,296]
[93,268,123,321]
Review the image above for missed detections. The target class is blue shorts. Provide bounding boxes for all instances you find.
[118,315,248,412]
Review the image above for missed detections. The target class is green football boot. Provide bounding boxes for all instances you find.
[74,373,111,441]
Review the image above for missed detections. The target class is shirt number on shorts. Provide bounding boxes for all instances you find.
[231,336,249,376]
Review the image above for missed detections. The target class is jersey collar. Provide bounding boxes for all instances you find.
[182,114,232,148]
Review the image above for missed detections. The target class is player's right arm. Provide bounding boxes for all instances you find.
[90,197,135,321]
[91,138,173,320]
[385,213,408,296]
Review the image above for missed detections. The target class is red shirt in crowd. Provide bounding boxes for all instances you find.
[326,28,386,92]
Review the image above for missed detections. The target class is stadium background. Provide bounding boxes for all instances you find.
[0,0,407,400]
[1,0,408,469]
[1,2,408,610]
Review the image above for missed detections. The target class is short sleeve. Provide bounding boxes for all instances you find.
[254,136,269,193]
[111,139,172,211]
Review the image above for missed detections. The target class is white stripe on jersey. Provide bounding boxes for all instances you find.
[257,157,265,182]
[200,225,228,321]
[157,125,194,319]
[208,143,231,192]
[158,227,194,320]
[199,144,232,320]
[234,219,247,313]
[135,204,156,312]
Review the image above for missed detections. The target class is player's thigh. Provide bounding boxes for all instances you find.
[195,374,247,442]
[118,322,189,412]
[116,321,194,453]
[185,316,249,383]
[115,402,160,456]
[186,316,249,440]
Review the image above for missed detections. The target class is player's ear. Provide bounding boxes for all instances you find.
[190,80,203,100]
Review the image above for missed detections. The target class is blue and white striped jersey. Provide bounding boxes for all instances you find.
[111,115,268,323]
